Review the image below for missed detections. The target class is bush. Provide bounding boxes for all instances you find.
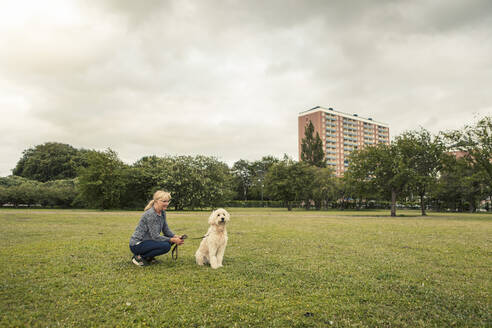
[0,177,78,208]
[223,200,284,208]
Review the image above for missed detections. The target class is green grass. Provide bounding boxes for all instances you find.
[0,208,490,327]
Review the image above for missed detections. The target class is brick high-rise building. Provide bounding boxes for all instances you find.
[298,106,390,176]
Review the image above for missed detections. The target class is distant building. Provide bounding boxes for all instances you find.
[298,106,390,176]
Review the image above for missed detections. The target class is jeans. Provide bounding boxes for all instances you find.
[130,240,172,259]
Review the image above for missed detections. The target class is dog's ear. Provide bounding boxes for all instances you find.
[224,210,230,222]
[208,210,217,225]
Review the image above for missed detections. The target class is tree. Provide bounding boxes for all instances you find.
[0,186,8,206]
[292,162,317,210]
[232,160,253,201]
[347,144,411,216]
[301,121,326,168]
[154,155,233,210]
[77,149,126,210]
[121,156,165,209]
[155,156,196,210]
[195,156,233,209]
[11,181,40,206]
[0,176,29,187]
[13,142,88,182]
[38,179,77,208]
[248,156,279,201]
[444,116,492,204]
[311,167,336,210]
[396,128,446,216]
[264,157,315,211]
[432,154,485,212]
[343,168,376,210]
[264,158,297,210]
[0,176,39,207]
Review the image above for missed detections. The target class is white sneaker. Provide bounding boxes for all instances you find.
[132,255,148,266]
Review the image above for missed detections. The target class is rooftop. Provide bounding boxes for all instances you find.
[299,106,389,127]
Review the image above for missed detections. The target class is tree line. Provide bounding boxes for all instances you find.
[345,116,491,215]
[1,116,490,214]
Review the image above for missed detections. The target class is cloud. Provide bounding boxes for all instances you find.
[0,0,491,176]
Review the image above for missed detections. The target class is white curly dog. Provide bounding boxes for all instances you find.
[195,208,230,269]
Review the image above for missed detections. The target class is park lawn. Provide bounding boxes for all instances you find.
[0,208,490,327]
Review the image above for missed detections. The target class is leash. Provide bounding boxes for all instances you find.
[190,234,208,240]
[171,234,208,260]
[171,234,187,260]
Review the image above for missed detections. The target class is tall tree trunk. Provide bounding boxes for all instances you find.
[420,193,427,216]
[391,189,397,217]
[469,198,475,213]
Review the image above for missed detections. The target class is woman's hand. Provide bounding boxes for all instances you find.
[170,236,184,245]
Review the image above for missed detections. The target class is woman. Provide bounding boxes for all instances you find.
[129,190,184,266]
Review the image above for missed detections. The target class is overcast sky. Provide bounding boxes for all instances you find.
[1,0,491,176]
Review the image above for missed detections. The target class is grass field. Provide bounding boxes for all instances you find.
[0,208,490,327]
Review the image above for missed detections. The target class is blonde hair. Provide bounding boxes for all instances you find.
[144,190,171,211]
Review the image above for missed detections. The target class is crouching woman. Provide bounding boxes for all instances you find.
[129,190,184,266]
